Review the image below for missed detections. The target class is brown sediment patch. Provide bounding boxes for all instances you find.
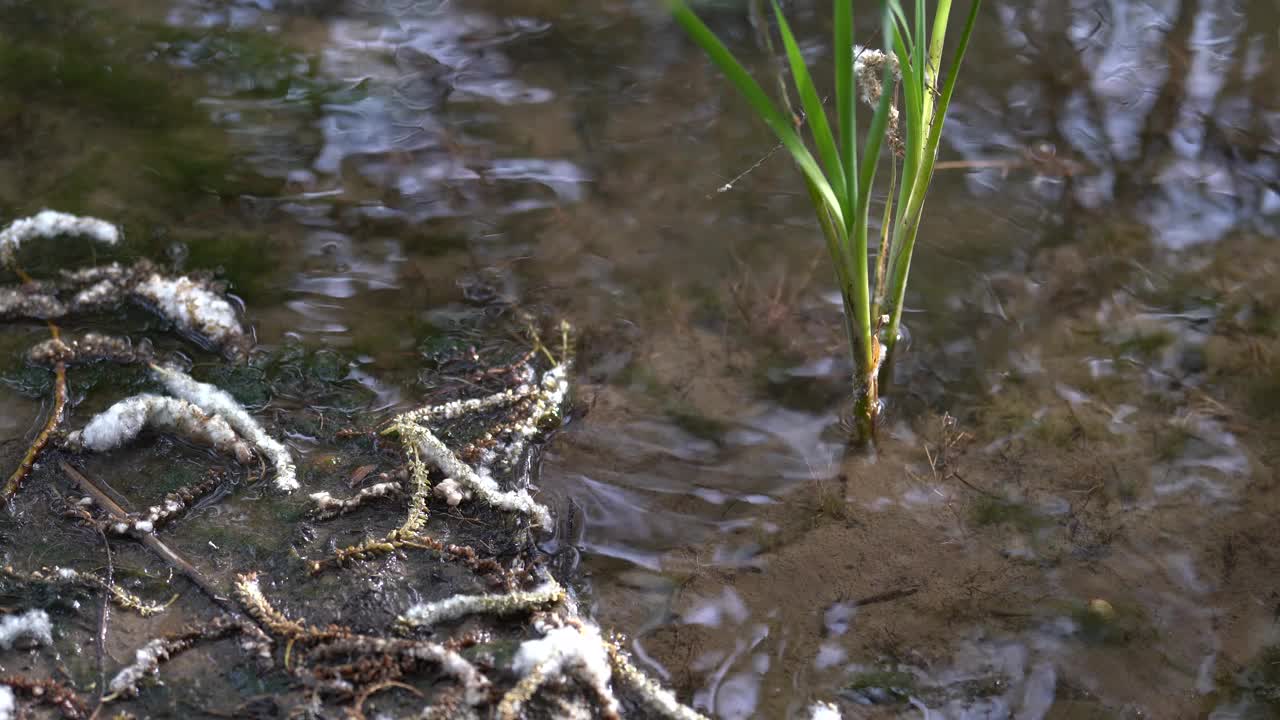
[567,216,1280,717]
[617,380,1280,717]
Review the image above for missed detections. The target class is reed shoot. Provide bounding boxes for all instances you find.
[669,0,981,439]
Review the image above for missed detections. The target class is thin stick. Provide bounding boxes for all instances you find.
[850,586,918,608]
[58,461,264,636]
[89,520,113,720]
[872,156,899,323]
[2,357,66,499]
[3,266,69,500]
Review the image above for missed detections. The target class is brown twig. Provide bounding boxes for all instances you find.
[850,586,919,608]
[58,461,266,638]
[105,617,241,700]
[89,520,113,720]
[351,680,423,720]
[3,263,69,500]
[2,357,66,500]
[1,675,89,719]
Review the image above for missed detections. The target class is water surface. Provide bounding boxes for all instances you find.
[2,0,1279,717]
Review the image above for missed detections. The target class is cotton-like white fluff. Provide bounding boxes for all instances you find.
[484,363,569,471]
[66,393,253,464]
[133,274,247,355]
[72,278,124,309]
[399,581,563,628]
[0,685,14,720]
[0,287,67,319]
[108,638,171,695]
[309,481,403,518]
[0,210,120,266]
[852,45,902,126]
[151,364,298,492]
[0,609,52,649]
[808,702,842,720]
[432,477,469,506]
[400,384,536,425]
[409,426,550,526]
[853,45,901,82]
[512,622,617,715]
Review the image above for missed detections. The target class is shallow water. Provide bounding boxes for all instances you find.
[2,0,1279,717]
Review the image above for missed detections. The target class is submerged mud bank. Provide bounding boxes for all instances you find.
[0,210,711,719]
[581,222,1280,718]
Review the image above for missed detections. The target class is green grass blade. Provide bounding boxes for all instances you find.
[914,0,926,91]
[834,0,856,221]
[923,0,954,128]
[888,16,921,224]
[923,0,980,166]
[886,0,911,44]
[668,0,844,226]
[884,0,982,360]
[772,1,846,209]
[902,0,981,226]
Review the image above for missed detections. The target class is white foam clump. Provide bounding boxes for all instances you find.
[0,609,52,649]
[66,393,253,464]
[0,685,13,720]
[512,622,617,716]
[0,210,120,266]
[151,364,298,492]
[390,359,568,526]
[133,274,247,354]
[108,638,174,696]
[432,477,469,506]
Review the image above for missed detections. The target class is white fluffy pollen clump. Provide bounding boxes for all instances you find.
[852,45,902,126]
[408,426,550,527]
[808,701,842,720]
[400,383,536,425]
[108,638,171,696]
[308,480,403,518]
[151,364,298,492]
[399,581,564,628]
[66,393,253,464]
[389,359,571,527]
[73,278,124,309]
[432,477,469,506]
[512,622,617,715]
[133,274,247,354]
[0,685,13,720]
[0,210,120,266]
[0,609,53,649]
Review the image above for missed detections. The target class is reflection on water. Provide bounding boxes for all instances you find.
[3,0,1280,717]
[949,0,1278,251]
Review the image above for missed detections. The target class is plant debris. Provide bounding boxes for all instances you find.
[0,211,706,719]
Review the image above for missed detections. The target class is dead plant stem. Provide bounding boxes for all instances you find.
[58,461,266,637]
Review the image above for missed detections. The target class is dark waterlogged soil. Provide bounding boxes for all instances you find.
[1,0,1279,718]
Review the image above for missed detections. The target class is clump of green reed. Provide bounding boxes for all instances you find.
[669,0,981,440]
